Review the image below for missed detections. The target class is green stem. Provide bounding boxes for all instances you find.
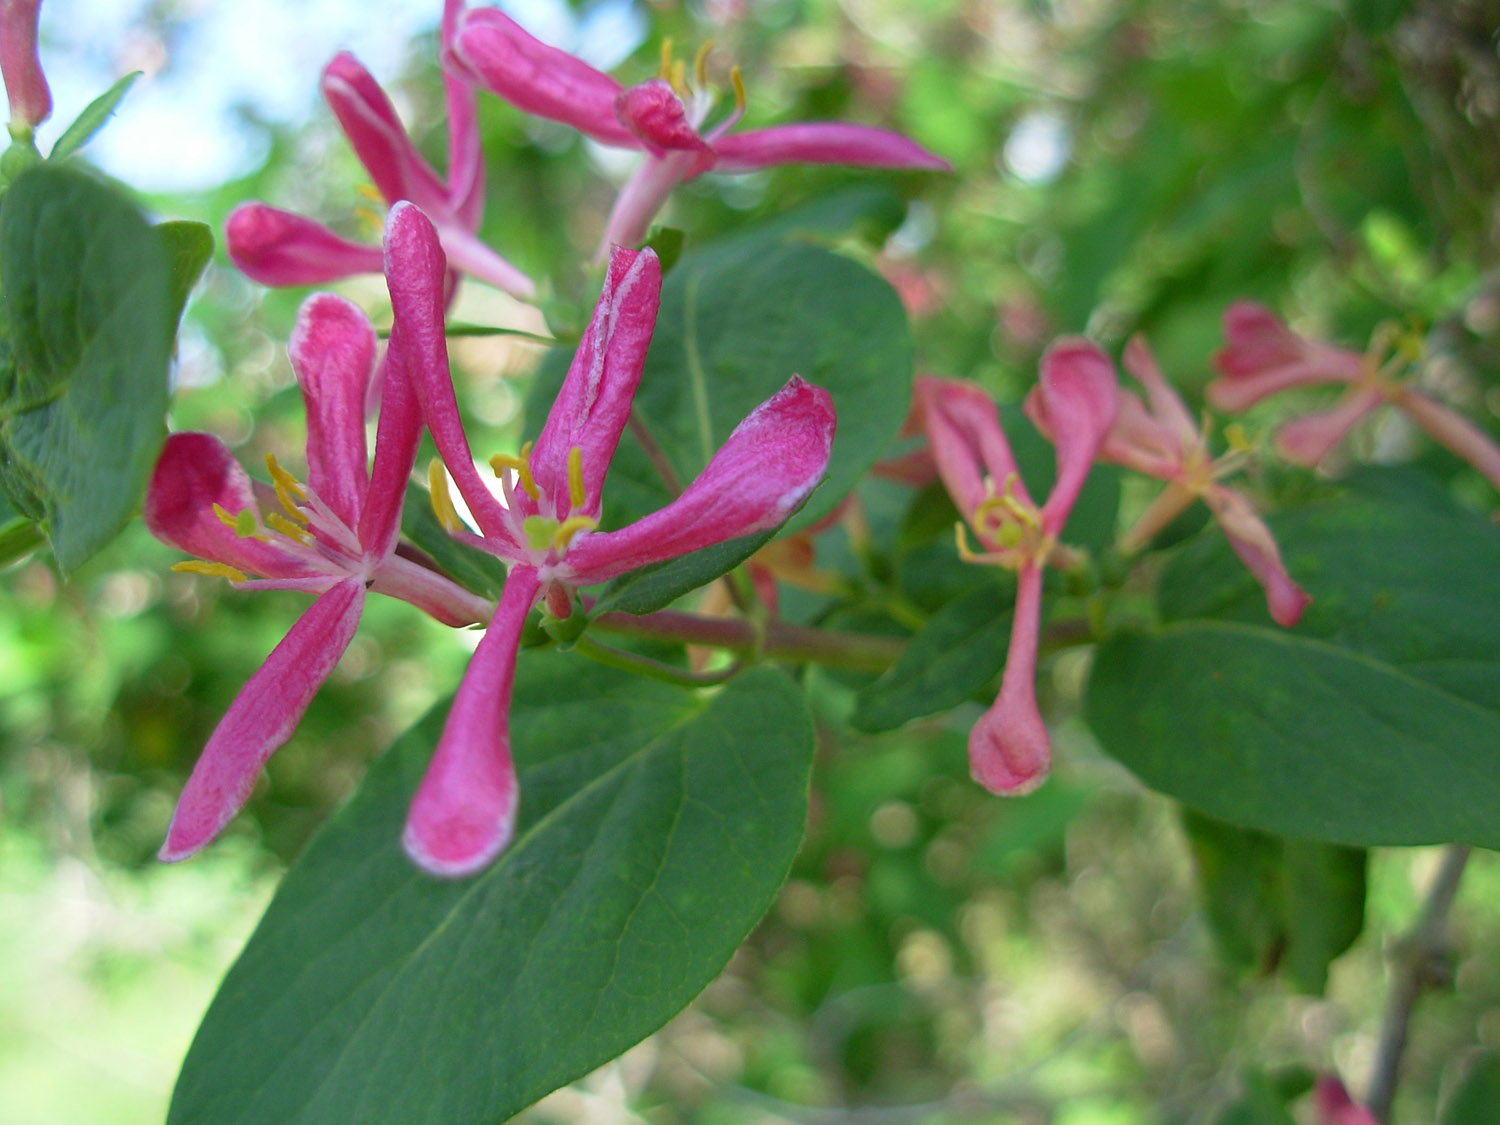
[591,608,904,672]
[571,632,742,688]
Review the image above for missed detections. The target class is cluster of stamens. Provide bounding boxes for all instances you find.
[955,474,1052,569]
[657,38,746,131]
[428,442,598,559]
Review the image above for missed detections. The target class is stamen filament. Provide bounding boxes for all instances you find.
[428,459,465,532]
[567,446,587,510]
[172,560,248,583]
[490,452,538,501]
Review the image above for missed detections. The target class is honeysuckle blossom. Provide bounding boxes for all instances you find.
[1312,1077,1380,1125]
[0,0,49,133]
[384,202,837,877]
[444,7,948,252]
[147,285,491,863]
[918,341,1116,796]
[1208,301,1500,492]
[1032,335,1311,628]
[226,1,533,298]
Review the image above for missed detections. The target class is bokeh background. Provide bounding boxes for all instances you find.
[3,0,1499,1121]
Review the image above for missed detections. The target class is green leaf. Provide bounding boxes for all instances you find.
[530,240,913,537]
[399,481,510,601]
[48,72,141,161]
[170,657,814,1125]
[1087,622,1500,848]
[1441,1051,1500,1125]
[0,163,171,573]
[591,527,775,616]
[155,220,214,331]
[1214,1069,1297,1125]
[1182,810,1366,993]
[852,578,1013,732]
[0,512,42,567]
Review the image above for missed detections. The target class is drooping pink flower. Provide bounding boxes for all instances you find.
[385,202,838,877]
[0,0,50,131]
[226,1,533,299]
[148,285,491,863]
[918,341,1116,796]
[1033,335,1310,627]
[444,8,948,253]
[1311,1077,1380,1125]
[1208,301,1500,492]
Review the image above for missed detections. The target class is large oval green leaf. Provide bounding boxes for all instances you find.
[169,656,814,1124]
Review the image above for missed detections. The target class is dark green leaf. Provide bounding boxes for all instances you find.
[170,657,814,1125]
[592,527,776,616]
[1441,1051,1500,1125]
[399,481,510,601]
[48,72,141,161]
[852,578,1013,732]
[1215,1069,1297,1125]
[0,163,171,572]
[155,220,213,331]
[1088,623,1500,848]
[0,512,42,567]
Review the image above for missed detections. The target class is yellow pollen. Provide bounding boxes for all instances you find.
[266,511,312,544]
[567,446,587,510]
[490,451,538,501]
[730,65,746,113]
[265,453,310,524]
[214,503,265,540]
[427,459,464,533]
[171,560,249,583]
[694,40,714,87]
[670,59,687,97]
[658,38,673,80]
[553,515,598,551]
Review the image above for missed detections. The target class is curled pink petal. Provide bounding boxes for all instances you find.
[969,563,1050,794]
[1214,301,1306,377]
[1090,389,1183,479]
[0,0,49,128]
[916,376,1028,518]
[615,79,711,158]
[225,203,385,287]
[1204,484,1310,627]
[1312,1077,1380,1125]
[441,0,483,226]
[1034,338,1117,535]
[1395,387,1500,494]
[564,375,836,583]
[446,8,637,148]
[289,294,376,531]
[358,329,422,562]
[145,433,308,579]
[383,202,516,546]
[404,566,541,878]
[529,245,662,519]
[1122,335,1197,447]
[1207,302,1365,412]
[1274,385,1383,466]
[160,579,366,861]
[322,51,449,212]
[712,123,950,173]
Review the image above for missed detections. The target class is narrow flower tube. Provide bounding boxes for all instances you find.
[969,563,1050,794]
[0,0,50,130]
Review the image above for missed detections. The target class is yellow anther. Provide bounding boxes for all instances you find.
[428,459,464,533]
[553,515,598,551]
[730,65,746,113]
[171,560,248,583]
[567,446,587,510]
[266,511,312,544]
[670,59,687,97]
[694,40,715,87]
[214,502,264,539]
[489,452,538,501]
[658,37,674,80]
[265,453,310,524]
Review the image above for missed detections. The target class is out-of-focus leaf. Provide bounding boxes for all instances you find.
[1441,1051,1500,1125]
[156,220,214,332]
[48,72,141,161]
[1215,1068,1297,1125]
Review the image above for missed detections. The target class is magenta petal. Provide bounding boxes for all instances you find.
[404,566,541,877]
[447,8,638,148]
[1395,388,1500,494]
[359,335,422,562]
[1274,385,1383,466]
[289,293,376,531]
[529,246,662,519]
[145,433,307,578]
[225,203,385,287]
[564,376,836,583]
[1034,338,1117,535]
[160,580,366,861]
[916,376,1028,518]
[712,123,950,172]
[1122,335,1197,447]
[1091,389,1183,480]
[0,0,49,128]
[322,52,449,212]
[615,79,712,158]
[442,0,482,223]
[1204,484,1310,627]
[969,563,1050,795]
[1214,301,1306,377]
[383,203,516,546]
[1312,1077,1381,1125]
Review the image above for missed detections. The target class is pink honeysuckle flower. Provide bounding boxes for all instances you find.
[0,0,49,132]
[1208,300,1500,492]
[917,341,1116,796]
[147,287,492,863]
[383,202,836,877]
[1311,1077,1380,1125]
[226,1,533,299]
[1033,335,1310,627]
[444,8,949,253]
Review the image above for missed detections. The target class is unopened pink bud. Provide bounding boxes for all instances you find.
[1,0,50,130]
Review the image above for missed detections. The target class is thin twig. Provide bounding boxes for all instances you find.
[1366,844,1471,1121]
[626,408,685,495]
